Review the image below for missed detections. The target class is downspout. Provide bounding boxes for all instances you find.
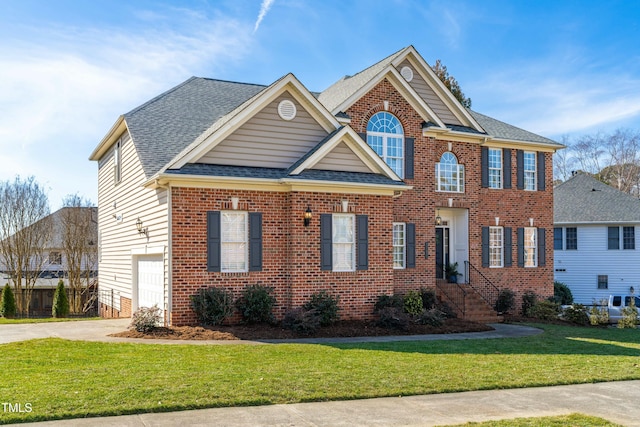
[155,179,172,326]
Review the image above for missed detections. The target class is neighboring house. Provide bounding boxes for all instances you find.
[0,207,98,316]
[554,173,640,305]
[90,46,562,326]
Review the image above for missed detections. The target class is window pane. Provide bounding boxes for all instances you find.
[366,112,404,178]
[524,227,537,267]
[221,212,248,272]
[553,228,563,250]
[489,226,503,267]
[524,151,536,191]
[597,275,608,289]
[566,227,577,250]
[393,223,405,269]
[623,226,635,250]
[333,214,355,271]
[436,152,463,192]
[608,227,619,250]
[488,148,502,189]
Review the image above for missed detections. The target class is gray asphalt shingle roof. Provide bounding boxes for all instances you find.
[554,173,640,223]
[469,110,559,146]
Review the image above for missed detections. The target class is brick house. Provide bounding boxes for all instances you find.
[90,46,562,325]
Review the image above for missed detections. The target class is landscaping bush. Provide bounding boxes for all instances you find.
[561,304,590,325]
[589,299,609,326]
[420,288,437,310]
[376,306,410,330]
[129,305,162,332]
[282,308,321,334]
[190,287,234,326]
[52,280,70,318]
[403,290,423,316]
[236,284,276,324]
[527,300,561,321]
[494,289,515,314]
[553,281,573,305]
[374,294,403,313]
[436,301,457,319]
[521,290,537,317]
[0,283,16,318]
[416,308,445,326]
[618,299,639,329]
[303,290,340,326]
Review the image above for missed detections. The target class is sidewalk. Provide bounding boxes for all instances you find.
[8,381,640,426]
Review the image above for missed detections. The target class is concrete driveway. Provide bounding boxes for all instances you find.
[0,318,131,344]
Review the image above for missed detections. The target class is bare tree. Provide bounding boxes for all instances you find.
[553,135,575,184]
[601,129,640,195]
[0,176,51,315]
[60,194,98,314]
[571,132,608,180]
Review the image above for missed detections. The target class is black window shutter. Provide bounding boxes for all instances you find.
[504,227,513,267]
[406,223,416,268]
[320,214,333,270]
[503,148,512,189]
[404,137,414,179]
[516,150,524,190]
[537,152,546,191]
[481,226,489,267]
[207,211,221,272]
[356,215,368,270]
[538,227,546,266]
[517,227,525,267]
[248,212,263,271]
[358,132,367,142]
[481,147,489,188]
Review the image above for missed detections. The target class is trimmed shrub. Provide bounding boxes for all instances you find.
[618,299,639,329]
[417,308,445,326]
[522,290,538,317]
[376,306,410,330]
[494,289,515,314]
[527,300,561,321]
[303,290,340,326]
[0,283,17,318]
[553,281,573,305]
[403,290,423,316]
[374,294,403,313]
[52,280,70,318]
[562,304,590,325]
[236,284,276,324]
[589,300,610,326]
[129,305,162,332]
[420,288,437,310]
[190,287,234,326]
[282,308,321,335]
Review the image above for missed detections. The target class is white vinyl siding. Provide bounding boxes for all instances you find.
[311,142,372,173]
[198,93,328,168]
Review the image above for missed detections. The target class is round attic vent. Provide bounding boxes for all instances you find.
[278,99,297,121]
[400,66,414,82]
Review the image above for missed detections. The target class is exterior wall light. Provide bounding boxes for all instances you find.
[303,206,312,227]
[435,209,442,226]
[136,217,149,237]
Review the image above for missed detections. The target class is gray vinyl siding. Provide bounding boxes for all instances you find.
[96,130,169,314]
[311,142,372,173]
[198,92,328,168]
[553,224,640,305]
[397,60,463,126]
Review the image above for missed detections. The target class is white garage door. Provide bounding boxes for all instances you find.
[137,255,164,318]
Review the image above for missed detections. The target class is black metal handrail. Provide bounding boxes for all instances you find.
[465,261,501,309]
[435,279,466,317]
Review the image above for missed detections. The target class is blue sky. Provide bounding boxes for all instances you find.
[1,0,639,208]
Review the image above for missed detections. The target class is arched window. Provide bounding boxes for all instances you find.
[366,112,404,178]
[436,152,464,192]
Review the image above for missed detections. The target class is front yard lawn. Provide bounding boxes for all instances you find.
[0,323,639,424]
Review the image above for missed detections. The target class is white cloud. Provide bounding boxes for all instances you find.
[254,0,275,33]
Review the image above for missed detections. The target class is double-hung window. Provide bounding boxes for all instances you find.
[523,151,536,190]
[332,214,355,272]
[436,152,464,192]
[608,227,620,250]
[623,226,635,249]
[366,112,404,178]
[489,226,503,267]
[565,227,577,250]
[488,148,502,189]
[524,227,537,267]
[393,223,406,269]
[221,211,248,272]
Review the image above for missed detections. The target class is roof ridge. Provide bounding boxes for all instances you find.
[124,76,200,117]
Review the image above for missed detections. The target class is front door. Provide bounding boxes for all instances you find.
[435,227,450,279]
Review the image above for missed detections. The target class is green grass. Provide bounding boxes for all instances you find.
[0,323,639,424]
[0,317,100,324]
[445,413,621,426]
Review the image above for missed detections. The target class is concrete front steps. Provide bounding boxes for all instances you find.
[436,281,503,323]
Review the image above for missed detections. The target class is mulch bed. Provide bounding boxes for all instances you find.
[109,318,494,341]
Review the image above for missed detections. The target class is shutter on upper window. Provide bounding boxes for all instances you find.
[538,227,546,266]
[405,137,414,179]
[356,215,368,270]
[503,148,512,189]
[481,147,489,188]
[516,150,524,190]
[537,152,546,191]
[406,223,416,268]
[358,132,366,141]
[481,226,489,267]
[517,227,525,267]
[248,212,262,271]
[207,211,221,272]
[504,227,513,267]
[320,214,333,270]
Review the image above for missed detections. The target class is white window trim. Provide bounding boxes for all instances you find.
[368,131,404,178]
[524,151,537,191]
[524,227,537,268]
[436,153,465,193]
[489,226,503,268]
[221,211,248,273]
[393,222,406,269]
[332,214,355,272]
[114,139,122,184]
[488,148,502,189]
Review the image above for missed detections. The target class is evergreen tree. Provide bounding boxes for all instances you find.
[431,59,472,108]
[1,283,17,318]
[52,280,70,318]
